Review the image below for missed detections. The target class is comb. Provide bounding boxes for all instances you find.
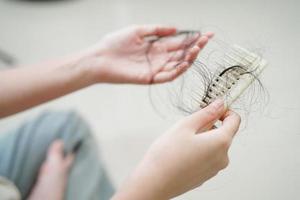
[199,45,267,108]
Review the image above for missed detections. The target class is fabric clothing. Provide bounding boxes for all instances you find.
[0,110,114,200]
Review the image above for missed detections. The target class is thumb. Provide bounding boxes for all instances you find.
[184,99,226,132]
[217,110,241,139]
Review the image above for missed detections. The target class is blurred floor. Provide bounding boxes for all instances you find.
[0,0,299,199]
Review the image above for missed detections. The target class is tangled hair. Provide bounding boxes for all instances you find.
[146,30,269,118]
[145,30,201,74]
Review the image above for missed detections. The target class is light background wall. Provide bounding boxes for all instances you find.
[0,0,299,199]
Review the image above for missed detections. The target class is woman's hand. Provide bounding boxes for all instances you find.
[80,25,213,84]
[112,100,241,200]
[0,25,212,118]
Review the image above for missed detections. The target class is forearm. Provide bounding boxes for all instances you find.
[112,180,166,200]
[111,160,171,200]
[0,55,96,118]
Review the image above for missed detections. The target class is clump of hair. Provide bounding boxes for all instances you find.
[146,30,268,118]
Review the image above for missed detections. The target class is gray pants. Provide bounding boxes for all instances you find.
[0,110,114,200]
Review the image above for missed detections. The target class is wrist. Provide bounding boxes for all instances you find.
[73,45,111,84]
[54,53,97,89]
[112,184,167,200]
[112,161,169,200]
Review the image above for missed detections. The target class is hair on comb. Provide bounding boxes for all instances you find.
[199,45,267,109]
[146,30,268,117]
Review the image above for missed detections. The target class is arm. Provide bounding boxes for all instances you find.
[0,25,212,118]
[112,100,241,200]
[0,56,93,118]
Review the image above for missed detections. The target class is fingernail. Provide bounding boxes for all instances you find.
[211,99,224,110]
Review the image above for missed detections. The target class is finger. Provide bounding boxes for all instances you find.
[152,62,189,83]
[165,33,200,52]
[168,50,185,62]
[64,153,75,169]
[216,110,241,138]
[199,119,218,133]
[195,35,209,49]
[203,31,214,39]
[184,36,209,63]
[183,99,225,132]
[47,140,64,162]
[137,25,177,37]
[162,61,181,71]
[184,45,200,63]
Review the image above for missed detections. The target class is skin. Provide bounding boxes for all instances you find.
[112,100,240,200]
[28,141,74,200]
[0,25,240,200]
[0,25,212,118]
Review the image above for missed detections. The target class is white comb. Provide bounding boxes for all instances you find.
[200,45,267,108]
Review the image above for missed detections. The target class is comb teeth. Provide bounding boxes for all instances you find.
[200,45,267,108]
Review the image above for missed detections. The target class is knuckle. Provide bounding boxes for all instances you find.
[219,156,230,169]
[177,118,188,128]
[131,25,142,33]
[233,112,241,123]
[170,74,176,81]
[144,74,153,84]
[204,107,217,119]
[176,118,193,131]
[217,135,231,150]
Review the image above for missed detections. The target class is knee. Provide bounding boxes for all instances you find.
[36,110,95,154]
[36,110,93,139]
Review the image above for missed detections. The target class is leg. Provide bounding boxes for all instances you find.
[0,110,114,200]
